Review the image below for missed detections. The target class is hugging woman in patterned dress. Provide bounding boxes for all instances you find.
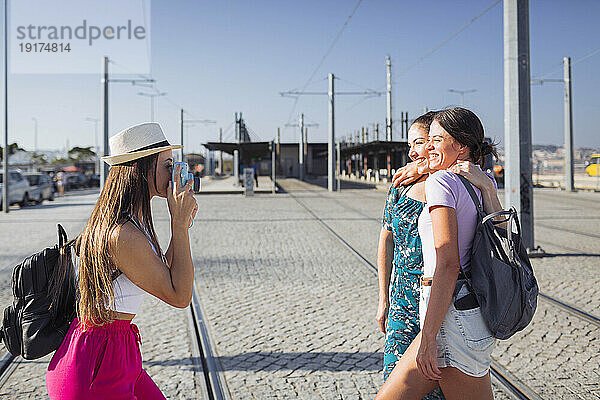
[376,110,501,398]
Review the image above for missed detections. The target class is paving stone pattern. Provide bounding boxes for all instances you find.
[0,194,201,399]
[277,180,599,399]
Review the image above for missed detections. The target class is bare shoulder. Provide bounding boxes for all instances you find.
[406,180,426,203]
[110,221,152,256]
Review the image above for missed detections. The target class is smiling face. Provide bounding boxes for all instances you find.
[408,124,431,174]
[150,150,174,198]
[426,120,469,171]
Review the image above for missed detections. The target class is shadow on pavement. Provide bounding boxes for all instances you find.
[144,351,381,372]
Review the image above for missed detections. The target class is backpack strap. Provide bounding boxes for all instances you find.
[455,174,486,220]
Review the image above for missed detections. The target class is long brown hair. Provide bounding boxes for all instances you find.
[77,153,162,328]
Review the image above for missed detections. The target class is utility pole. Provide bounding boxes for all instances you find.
[285,114,317,181]
[328,73,336,191]
[138,90,166,122]
[101,56,154,189]
[336,138,341,192]
[386,55,393,141]
[86,117,100,174]
[563,56,574,192]
[280,74,382,191]
[180,108,216,163]
[299,113,305,180]
[102,56,109,190]
[304,127,308,159]
[504,0,535,251]
[3,0,8,213]
[219,127,223,175]
[32,117,38,152]
[276,127,280,176]
[180,109,184,161]
[271,140,276,193]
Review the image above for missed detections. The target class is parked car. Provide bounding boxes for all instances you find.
[87,174,100,188]
[0,170,32,209]
[64,173,88,191]
[24,172,55,204]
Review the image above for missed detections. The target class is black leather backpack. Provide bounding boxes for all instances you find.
[0,225,77,359]
[457,175,539,340]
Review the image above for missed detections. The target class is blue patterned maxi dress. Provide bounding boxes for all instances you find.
[381,185,425,381]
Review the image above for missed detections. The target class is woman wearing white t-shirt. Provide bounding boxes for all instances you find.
[377,108,501,400]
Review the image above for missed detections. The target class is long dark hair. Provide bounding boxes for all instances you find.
[76,153,162,328]
[433,107,497,167]
[411,111,437,131]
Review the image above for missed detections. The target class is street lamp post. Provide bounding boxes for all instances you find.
[448,88,477,105]
[137,90,167,122]
[32,117,38,153]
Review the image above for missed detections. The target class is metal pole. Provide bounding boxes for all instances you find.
[271,141,276,193]
[386,55,392,141]
[276,127,280,176]
[504,0,534,250]
[219,128,223,175]
[304,127,308,175]
[563,56,574,192]
[94,119,99,175]
[32,117,38,152]
[180,108,184,162]
[101,56,109,190]
[233,149,239,186]
[299,113,304,180]
[328,73,336,191]
[150,96,154,122]
[3,0,8,213]
[336,139,341,192]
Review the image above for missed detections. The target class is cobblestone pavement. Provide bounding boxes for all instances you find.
[0,194,200,399]
[276,179,599,399]
[190,180,510,399]
[1,181,598,399]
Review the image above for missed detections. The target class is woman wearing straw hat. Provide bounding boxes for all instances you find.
[46,123,197,399]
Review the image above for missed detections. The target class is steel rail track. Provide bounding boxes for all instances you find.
[289,192,545,400]
[188,282,231,400]
[292,189,600,327]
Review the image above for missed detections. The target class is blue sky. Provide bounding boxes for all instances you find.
[3,0,600,154]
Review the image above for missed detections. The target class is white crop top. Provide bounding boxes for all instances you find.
[109,216,164,314]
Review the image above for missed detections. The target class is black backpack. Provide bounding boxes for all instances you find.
[457,175,539,340]
[0,224,77,359]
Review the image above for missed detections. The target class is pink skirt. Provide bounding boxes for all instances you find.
[46,318,165,399]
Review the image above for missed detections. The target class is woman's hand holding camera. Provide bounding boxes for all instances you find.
[167,164,197,229]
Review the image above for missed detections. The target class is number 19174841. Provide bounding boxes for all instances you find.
[18,42,71,52]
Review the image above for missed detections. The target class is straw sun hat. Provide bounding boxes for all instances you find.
[101,122,182,166]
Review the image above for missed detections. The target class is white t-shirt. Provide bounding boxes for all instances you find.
[417,168,496,327]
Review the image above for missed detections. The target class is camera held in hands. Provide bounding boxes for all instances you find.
[172,161,195,227]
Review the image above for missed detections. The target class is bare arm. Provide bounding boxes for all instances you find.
[376,227,394,333]
[451,161,505,227]
[391,161,424,188]
[417,205,461,380]
[111,175,197,308]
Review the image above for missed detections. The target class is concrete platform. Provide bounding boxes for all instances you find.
[197,175,276,194]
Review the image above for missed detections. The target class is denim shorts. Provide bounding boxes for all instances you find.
[421,285,496,377]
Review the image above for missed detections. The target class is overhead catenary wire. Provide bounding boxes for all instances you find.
[283,0,364,127]
[344,0,502,117]
[534,46,600,80]
[396,0,501,78]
